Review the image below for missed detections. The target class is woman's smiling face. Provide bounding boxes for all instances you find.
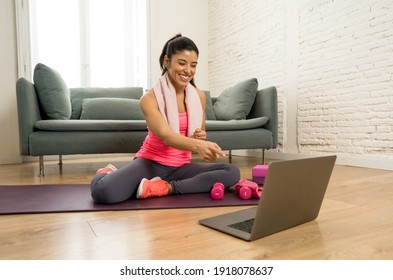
[165,50,198,89]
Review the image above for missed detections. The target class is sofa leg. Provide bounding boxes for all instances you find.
[58,155,63,165]
[228,150,232,163]
[262,149,265,164]
[38,156,45,177]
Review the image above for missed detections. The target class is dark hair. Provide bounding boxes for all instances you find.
[159,33,199,87]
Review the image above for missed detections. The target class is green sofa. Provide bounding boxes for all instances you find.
[16,64,277,176]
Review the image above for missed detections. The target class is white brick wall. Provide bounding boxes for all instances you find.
[208,0,286,150]
[297,0,393,160]
[208,0,393,169]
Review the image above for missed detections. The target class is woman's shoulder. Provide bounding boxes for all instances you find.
[140,88,158,107]
[141,88,155,100]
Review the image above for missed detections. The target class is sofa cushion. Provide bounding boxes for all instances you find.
[80,98,144,120]
[203,91,216,120]
[213,78,258,120]
[35,119,147,131]
[205,116,268,131]
[33,63,72,119]
[70,87,143,119]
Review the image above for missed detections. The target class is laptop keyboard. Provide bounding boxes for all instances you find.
[228,218,255,233]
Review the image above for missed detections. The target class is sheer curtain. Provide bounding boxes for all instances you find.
[16,0,148,89]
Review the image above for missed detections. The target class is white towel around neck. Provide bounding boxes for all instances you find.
[152,73,203,137]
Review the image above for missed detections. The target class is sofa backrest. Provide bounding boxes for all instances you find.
[70,87,143,119]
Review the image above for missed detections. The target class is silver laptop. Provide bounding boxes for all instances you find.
[199,156,337,241]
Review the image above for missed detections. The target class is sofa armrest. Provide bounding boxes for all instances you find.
[16,78,42,155]
[248,86,278,148]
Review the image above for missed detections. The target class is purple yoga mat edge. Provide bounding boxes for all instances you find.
[0,184,259,215]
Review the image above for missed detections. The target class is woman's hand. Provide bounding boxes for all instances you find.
[193,128,225,161]
[193,128,206,141]
[195,140,226,162]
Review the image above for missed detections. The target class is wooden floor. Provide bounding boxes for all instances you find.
[0,155,393,260]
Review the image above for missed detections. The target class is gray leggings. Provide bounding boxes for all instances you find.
[91,157,240,204]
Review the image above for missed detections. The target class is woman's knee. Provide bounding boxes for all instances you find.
[90,175,119,204]
[91,176,109,203]
[223,164,241,184]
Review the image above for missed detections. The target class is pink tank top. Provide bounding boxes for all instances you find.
[135,112,192,167]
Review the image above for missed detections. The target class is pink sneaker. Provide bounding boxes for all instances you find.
[96,164,117,175]
[136,177,170,199]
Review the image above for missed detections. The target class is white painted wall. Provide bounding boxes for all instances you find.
[0,0,20,164]
[149,0,209,90]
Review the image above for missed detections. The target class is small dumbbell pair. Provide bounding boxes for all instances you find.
[234,179,262,200]
[210,180,262,200]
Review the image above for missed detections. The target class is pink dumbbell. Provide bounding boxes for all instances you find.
[210,182,225,200]
[237,185,252,200]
